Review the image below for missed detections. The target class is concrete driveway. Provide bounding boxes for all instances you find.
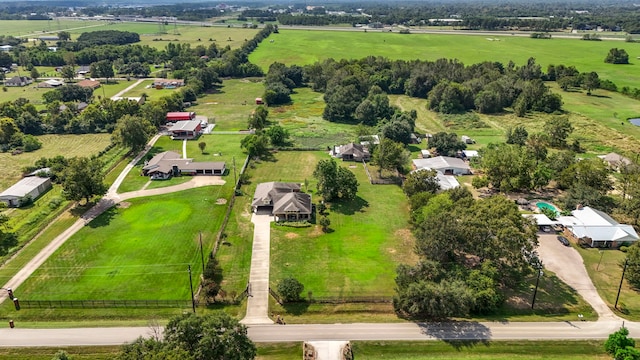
[536,234,617,320]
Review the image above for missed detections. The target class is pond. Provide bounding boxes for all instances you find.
[629,118,640,126]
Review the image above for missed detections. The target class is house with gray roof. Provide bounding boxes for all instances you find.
[557,206,639,248]
[252,182,312,221]
[0,177,51,207]
[331,142,370,162]
[5,76,32,87]
[142,151,225,180]
[598,152,633,171]
[412,156,471,175]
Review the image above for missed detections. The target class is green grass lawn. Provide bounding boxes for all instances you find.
[242,151,416,297]
[2,186,231,321]
[0,134,113,191]
[250,30,640,89]
[0,19,104,37]
[119,79,176,100]
[188,78,265,131]
[575,246,640,320]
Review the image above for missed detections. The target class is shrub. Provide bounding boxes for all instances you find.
[621,246,629,253]
[277,277,304,302]
[22,134,42,152]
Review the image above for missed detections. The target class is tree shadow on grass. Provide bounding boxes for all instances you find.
[282,301,310,316]
[329,196,368,215]
[408,145,422,153]
[418,321,491,349]
[87,206,118,228]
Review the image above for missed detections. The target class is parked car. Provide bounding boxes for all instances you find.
[557,235,570,246]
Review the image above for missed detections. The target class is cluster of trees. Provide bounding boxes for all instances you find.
[118,312,256,360]
[262,62,303,105]
[605,48,630,64]
[605,326,640,360]
[396,182,539,319]
[241,106,291,157]
[208,24,275,78]
[73,30,140,48]
[276,14,369,26]
[303,57,562,123]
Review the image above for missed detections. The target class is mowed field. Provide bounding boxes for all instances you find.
[250,29,640,89]
[0,19,103,37]
[63,22,259,50]
[0,134,112,190]
[1,186,232,321]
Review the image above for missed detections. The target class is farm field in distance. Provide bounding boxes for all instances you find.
[250,29,640,89]
[0,134,112,190]
[0,19,103,37]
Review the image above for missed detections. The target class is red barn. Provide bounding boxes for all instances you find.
[166,112,196,122]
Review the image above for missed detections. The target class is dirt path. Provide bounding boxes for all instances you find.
[111,78,145,100]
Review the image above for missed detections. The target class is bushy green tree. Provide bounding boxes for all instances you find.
[427,132,466,157]
[403,169,440,198]
[61,157,107,204]
[277,277,305,302]
[112,115,156,152]
[505,125,528,146]
[605,327,637,359]
[605,48,630,64]
[313,159,359,202]
[544,116,573,148]
[265,125,290,146]
[240,134,269,158]
[372,137,409,175]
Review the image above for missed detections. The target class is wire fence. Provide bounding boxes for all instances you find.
[19,299,194,309]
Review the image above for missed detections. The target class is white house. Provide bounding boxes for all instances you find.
[557,206,639,248]
[412,156,471,175]
[0,45,12,52]
[0,177,52,207]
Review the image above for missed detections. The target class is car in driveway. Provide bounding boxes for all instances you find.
[557,235,570,246]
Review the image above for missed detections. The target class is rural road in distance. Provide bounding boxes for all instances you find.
[1,320,640,347]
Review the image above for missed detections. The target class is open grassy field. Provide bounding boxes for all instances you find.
[240,152,414,297]
[63,22,259,50]
[0,19,104,37]
[0,134,112,191]
[0,186,234,321]
[250,29,640,89]
[188,78,265,131]
[118,79,176,100]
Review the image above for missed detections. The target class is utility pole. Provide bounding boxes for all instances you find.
[199,232,205,275]
[615,259,629,310]
[597,250,604,271]
[188,265,196,313]
[531,269,543,309]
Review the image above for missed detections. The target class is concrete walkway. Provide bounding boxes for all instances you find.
[307,341,350,360]
[241,214,274,325]
[182,139,187,159]
[110,78,145,100]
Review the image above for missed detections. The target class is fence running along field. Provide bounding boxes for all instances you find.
[19,299,194,309]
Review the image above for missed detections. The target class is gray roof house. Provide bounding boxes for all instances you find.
[598,152,633,170]
[5,76,32,87]
[252,182,311,221]
[0,177,52,207]
[142,151,225,180]
[557,206,639,248]
[412,156,471,175]
[331,143,370,162]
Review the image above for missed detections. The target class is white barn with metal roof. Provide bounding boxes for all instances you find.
[0,177,52,207]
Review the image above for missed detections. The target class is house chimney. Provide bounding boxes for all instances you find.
[576,204,583,210]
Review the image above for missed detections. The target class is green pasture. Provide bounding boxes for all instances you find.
[0,19,104,37]
[188,78,265,131]
[269,87,354,148]
[119,79,175,100]
[0,134,112,191]
[250,30,640,89]
[63,22,259,50]
[0,186,231,321]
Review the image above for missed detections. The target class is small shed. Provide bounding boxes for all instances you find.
[0,177,52,207]
[461,135,475,144]
[255,97,264,105]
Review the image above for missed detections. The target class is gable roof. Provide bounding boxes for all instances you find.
[5,76,31,84]
[598,152,632,166]
[169,120,200,132]
[339,143,369,157]
[76,79,101,88]
[143,151,183,173]
[273,192,312,214]
[252,182,301,208]
[558,206,639,242]
[0,177,50,198]
[412,156,470,171]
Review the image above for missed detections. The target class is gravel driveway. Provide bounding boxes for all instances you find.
[536,234,618,320]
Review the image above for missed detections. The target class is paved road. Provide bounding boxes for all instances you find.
[2,320,639,347]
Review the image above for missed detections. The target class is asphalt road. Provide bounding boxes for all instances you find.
[1,320,639,347]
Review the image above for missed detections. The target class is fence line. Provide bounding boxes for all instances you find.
[20,299,194,309]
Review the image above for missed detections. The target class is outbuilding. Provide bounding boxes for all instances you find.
[0,177,52,207]
[166,112,196,122]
